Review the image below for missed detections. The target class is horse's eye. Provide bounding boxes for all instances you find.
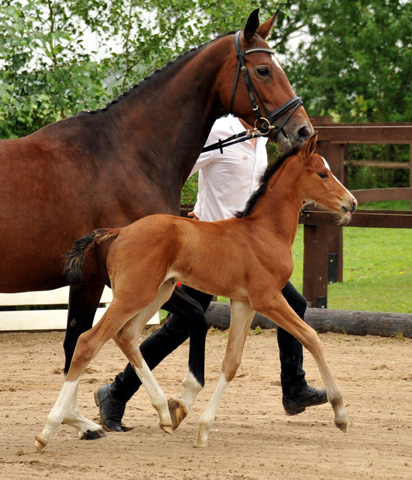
[318,171,328,179]
[256,66,270,77]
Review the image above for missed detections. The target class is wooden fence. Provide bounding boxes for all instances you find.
[301,116,412,308]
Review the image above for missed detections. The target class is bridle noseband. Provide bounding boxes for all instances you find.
[229,31,303,140]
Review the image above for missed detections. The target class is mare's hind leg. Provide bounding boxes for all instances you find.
[64,284,105,374]
[255,294,347,432]
[163,287,209,430]
[114,281,177,435]
[196,300,255,448]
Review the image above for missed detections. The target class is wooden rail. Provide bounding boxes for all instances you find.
[304,117,412,308]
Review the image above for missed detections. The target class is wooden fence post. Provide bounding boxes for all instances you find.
[302,117,346,307]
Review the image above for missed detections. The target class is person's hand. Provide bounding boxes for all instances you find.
[188,211,200,220]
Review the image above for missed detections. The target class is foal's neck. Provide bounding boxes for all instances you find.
[251,160,304,244]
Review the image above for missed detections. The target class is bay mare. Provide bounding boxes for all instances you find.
[35,135,357,451]
[0,10,312,376]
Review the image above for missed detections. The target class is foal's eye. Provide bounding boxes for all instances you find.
[256,66,270,77]
[318,171,328,179]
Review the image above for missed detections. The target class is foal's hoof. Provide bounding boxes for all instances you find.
[168,398,187,430]
[80,429,107,440]
[335,420,347,433]
[160,424,174,436]
[34,436,46,453]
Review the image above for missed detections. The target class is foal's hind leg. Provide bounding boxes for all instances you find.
[196,301,255,448]
[35,301,140,452]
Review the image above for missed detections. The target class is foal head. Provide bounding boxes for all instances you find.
[296,135,357,223]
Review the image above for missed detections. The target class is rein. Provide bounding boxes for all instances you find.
[204,31,302,154]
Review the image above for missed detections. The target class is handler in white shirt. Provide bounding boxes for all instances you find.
[94,115,328,432]
[190,115,268,222]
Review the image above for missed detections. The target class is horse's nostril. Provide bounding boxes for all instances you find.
[298,126,311,139]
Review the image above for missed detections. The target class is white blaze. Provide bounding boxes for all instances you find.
[322,156,353,196]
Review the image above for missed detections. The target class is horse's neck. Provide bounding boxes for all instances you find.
[252,164,303,245]
[107,41,229,178]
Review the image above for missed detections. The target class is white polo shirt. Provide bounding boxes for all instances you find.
[190,115,268,222]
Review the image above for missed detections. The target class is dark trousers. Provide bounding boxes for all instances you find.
[111,281,307,402]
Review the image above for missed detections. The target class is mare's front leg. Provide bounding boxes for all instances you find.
[195,300,255,448]
[255,293,347,432]
[163,287,209,430]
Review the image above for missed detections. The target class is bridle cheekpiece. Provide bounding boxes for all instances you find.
[229,31,303,140]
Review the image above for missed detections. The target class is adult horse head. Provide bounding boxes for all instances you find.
[0,9,312,381]
[220,8,313,153]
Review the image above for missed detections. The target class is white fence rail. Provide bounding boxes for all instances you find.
[0,287,159,332]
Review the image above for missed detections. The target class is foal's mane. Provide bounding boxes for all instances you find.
[81,31,236,116]
[236,146,300,218]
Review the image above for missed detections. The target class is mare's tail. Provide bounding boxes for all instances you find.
[64,228,121,286]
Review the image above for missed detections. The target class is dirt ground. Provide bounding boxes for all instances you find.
[1,327,411,480]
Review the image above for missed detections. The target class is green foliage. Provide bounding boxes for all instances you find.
[2,1,411,135]
[181,173,198,206]
[277,0,412,123]
[346,144,411,190]
[0,0,109,137]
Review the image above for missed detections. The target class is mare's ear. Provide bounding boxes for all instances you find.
[257,9,279,39]
[244,9,260,43]
[303,133,318,161]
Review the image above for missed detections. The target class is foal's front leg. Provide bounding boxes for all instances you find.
[256,294,347,432]
[113,286,175,434]
[163,287,209,430]
[195,300,255,448]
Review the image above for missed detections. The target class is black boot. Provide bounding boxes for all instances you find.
[283,385,328,416]
[94,383,127,432]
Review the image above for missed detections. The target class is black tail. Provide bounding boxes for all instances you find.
[64,228,120,286]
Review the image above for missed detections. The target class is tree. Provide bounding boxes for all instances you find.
[274,0,412,123]
[0,0,110,137]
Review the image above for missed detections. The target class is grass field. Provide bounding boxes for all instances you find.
[289,224,412,314]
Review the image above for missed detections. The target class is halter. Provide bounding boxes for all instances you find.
[229,31,303,140]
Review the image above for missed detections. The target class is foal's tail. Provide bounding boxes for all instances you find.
[64,228,121,286]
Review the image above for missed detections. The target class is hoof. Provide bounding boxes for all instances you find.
[160,424,174,436]
[168,398,187,430]
[34,436,46,453]
[80,429,107,440]
[335,420,347,433]
[194,439,207,448]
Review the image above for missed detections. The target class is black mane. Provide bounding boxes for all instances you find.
[80,31,237,116]
[235,146,300,218]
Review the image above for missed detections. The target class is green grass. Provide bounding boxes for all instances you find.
[290,224,412,314]
[357,200,411,211]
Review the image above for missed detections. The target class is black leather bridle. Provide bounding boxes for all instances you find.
[202,31,304,154]
[230,31,303,140]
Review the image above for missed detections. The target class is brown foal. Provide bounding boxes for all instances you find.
[35,135,356,451]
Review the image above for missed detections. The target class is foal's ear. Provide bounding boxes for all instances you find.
[303,133,319,160]
[257,9,279,40]
[244,9,260,43]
